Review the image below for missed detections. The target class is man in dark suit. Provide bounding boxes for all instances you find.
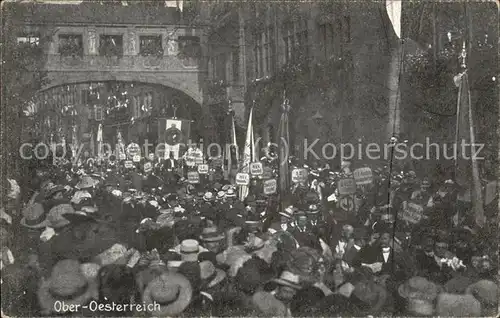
[163,152,178,185]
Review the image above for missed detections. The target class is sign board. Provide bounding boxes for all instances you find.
[124,161,133,169]
[119,153,126,160]
[184,148,204,167]
[187,171,200,184]
[291,168,308,183]
[236,173,250,186]
[263,179,277,195]
[143,162,152,173]
[127,143,141,158]
[250,162,263,176]
[484,180,497,206]
[337,178,356,195]
[401,201,424,224]
[353,167,373,185]
[133,155,141,163]
[197,164,209,174]
[339,195,355,212]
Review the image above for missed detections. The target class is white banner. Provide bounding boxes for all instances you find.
[165,119,182,159]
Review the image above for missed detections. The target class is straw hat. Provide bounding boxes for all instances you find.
[46,204,81,229]
[279,205,295,219]
[142,272,193,317]
[20,203,48,229]
[199,260,226,288]
[307,204,320,215]
[45,184,66,199]
[225,189,236,198]
[37,259,98,314]
[180,239,200,262]
[203,192,214,202]
[216,191,226,200]
[271,270,302,290]
[399,277,442,316]
[75,175,99,189]
[199,226,225,242]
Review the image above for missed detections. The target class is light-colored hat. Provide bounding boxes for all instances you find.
[76,175,99,189]
[203,192,214,202]
[307,204,319,215]
[46,204,79,229]
[436,293,481,317]
[37,259,98,314]
[225,189,236,198]
[20,203,48,229]
[142,272,193,317]
[252,291,287,317]
[199,226,225,242]
[71,190,92,204]
[180,239,200,262]
[216,191,226,199]
[199,260,226,288]
[279,206,295,219]
[399,276,442,316]
[466,280,498,308]
[271,271,302,290]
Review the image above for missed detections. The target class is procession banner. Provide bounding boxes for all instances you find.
[239,108,254,200]
[263,179,277,195]
[124,161,133,169]
[132,155,141,163]
[236,173,250,186]
[143,162,152,173]
[164,119,182,159]
[187,171,200,184]
[353,167,373,185]
[401,201,424,224]
[339,195,355,212]
[337,178,356,195]
[291,168,308,183]
[127,143,141,158]
[250,162,263,176]
[197,164,209,174]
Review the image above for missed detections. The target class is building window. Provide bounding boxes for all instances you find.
[253,32,263,78]
[58,34,83,57]
[215,53,227,82]
[139,35,163,56]
[296,20,309,62]
[282,21,294,64]
[232,47,240,84]
[17,35,39,46]
[94,106,103,121]
[99,35,124,57]
[133,96,141,118]
[319,23,336,60]
[264,27,276,75]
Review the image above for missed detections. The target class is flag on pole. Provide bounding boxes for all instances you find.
[454,72,485,227]
[278,99,290,203]
[232,116,239,164]
[97,123,103,159]
[386,0,402,39]
[116,130,125,158]
[239,108,254,201]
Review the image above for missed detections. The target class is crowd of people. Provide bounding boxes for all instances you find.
[1,151,498,317]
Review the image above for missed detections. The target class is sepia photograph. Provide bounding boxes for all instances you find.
[0,0,498,316]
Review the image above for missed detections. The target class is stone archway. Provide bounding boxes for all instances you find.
[41,70,203,106]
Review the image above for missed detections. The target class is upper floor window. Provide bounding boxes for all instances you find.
[99,35,124,57]
[319,23,335,60]
[232,47,240,83]
[264,28,276,75]
[253,32,263,78]
[214,53,227,82]
[139,35,163,57]
[94,106,103,121]
[17,35,39,46]
[59,34,83,57]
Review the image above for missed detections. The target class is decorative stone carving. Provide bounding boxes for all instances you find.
[128,30,137,55]
[166,32,179,56]
[60,55,84,68]
[87,28,97,55]
[141,55,163,69]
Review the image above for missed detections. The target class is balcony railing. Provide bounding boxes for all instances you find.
[45,53,202,71]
